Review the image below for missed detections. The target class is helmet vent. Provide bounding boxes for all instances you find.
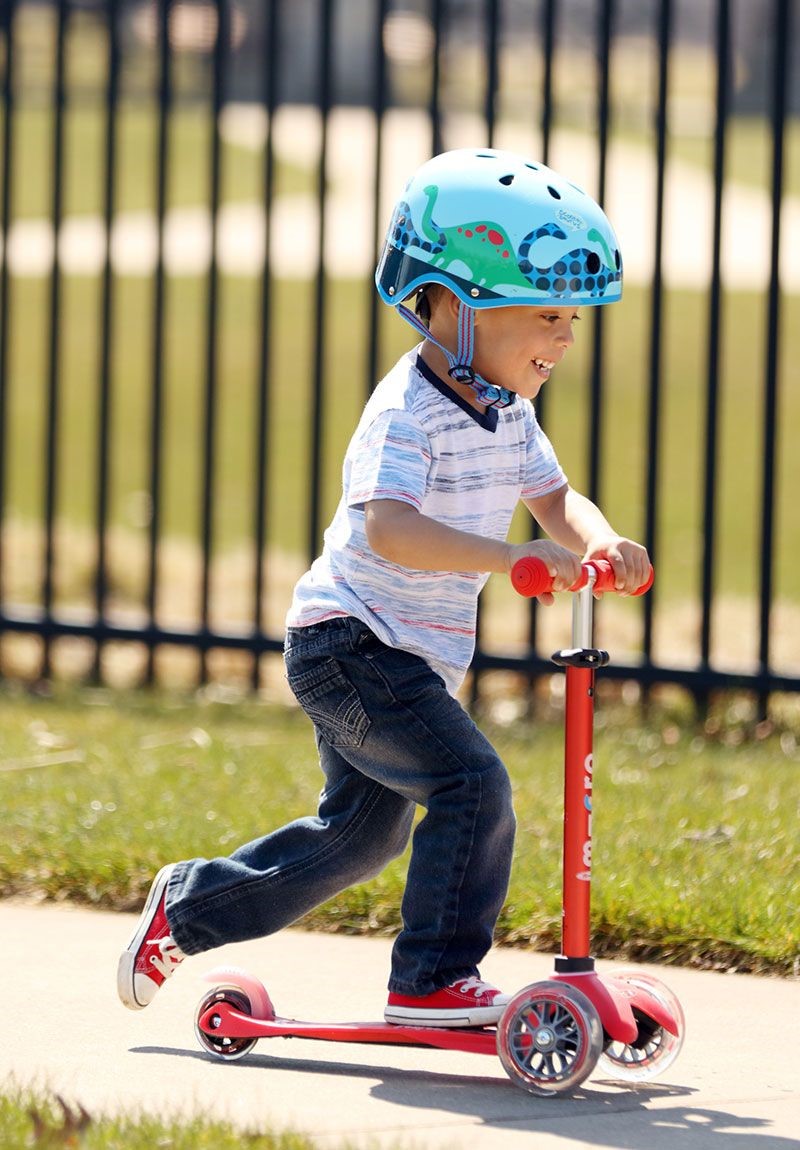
[525,163,539,170]
[499,174,515,186]
[547,185,562,200]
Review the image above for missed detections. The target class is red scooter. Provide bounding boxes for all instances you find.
[193,559,684,1096]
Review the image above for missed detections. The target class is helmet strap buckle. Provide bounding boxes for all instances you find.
[395,302,516,410]
[447,364,476,385]
[472,380,515,409]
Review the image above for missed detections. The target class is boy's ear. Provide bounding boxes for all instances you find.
[442,288,460,319]
[424,284,460,325]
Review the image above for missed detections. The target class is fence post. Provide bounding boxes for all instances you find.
[145,0,173,685]
[251,0,281,689]
[93,0,121,683]
[757,0,791,720]
[0,0,16,640]
[699,0,731,702]
[642,0,672,678]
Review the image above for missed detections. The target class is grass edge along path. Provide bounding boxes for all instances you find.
[0,1087,399,1150]
[1,686,798,979]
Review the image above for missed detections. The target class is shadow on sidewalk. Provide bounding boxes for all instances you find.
[132,1043,793,1148]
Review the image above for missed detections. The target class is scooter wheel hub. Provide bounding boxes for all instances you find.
[533,1026,556,1051]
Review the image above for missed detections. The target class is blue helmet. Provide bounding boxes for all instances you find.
[376,148,622,309]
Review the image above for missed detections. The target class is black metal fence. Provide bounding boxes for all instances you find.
[0,0,797,713]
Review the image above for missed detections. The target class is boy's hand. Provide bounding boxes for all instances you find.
[506,541,582,606]
[583,536,650,596]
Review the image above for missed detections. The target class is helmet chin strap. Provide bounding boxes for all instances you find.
[397,301,516,410]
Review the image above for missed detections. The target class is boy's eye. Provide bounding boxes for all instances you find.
[541,313,580,323]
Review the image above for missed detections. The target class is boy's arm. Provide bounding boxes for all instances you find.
[524,483,650,595]
[364,499,582,589]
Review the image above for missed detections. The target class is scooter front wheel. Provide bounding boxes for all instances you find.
[598,972,685,1082]
[194,986,261,1061]
[496,981,603,1096]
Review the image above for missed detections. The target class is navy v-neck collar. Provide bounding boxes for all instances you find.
[415,354,499,433]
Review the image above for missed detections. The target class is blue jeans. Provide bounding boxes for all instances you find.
[166,617,516,995]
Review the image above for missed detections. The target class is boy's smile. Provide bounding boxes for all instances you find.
[471,304,578,403]
[532,355,556,382]
[422,293,579,411]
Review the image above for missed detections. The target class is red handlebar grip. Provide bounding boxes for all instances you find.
[511,557,654,597]
[632,564,655,596]
[509,556,552,597]
[589,559,617,593]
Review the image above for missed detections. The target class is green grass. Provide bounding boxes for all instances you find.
[1,92,314,220]
[0,1087,388,1150]
[1,685,797,974]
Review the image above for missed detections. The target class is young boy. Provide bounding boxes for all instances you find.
[118,148,649,1028]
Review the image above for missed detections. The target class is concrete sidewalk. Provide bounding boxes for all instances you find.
[3,901,798,1149]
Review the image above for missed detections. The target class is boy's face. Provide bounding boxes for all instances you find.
[472,304,579,402]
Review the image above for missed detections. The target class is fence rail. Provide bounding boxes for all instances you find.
[0,0,797,713]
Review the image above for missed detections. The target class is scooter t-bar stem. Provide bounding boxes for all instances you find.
[561,568,600,961]
[510,557,655,967]
[561,655,595,960]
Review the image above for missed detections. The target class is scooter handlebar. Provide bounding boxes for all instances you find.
[510,556,654,598]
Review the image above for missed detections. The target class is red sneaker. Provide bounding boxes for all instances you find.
[117,865,186,1010]
[385,976,510,1028]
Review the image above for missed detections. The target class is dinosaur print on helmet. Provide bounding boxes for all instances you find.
[376,148,622,310]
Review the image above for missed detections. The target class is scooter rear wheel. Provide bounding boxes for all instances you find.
[598,972,685,1082]
[496,981,603,1095]
[194,986,259,1061]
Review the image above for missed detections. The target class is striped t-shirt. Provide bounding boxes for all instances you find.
[286,348,567,695]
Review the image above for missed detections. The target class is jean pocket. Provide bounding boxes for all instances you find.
[288,657,371,748]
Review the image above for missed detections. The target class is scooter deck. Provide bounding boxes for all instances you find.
[197,1000,500,1055]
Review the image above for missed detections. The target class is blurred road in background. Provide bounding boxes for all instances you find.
[3,108,799,291]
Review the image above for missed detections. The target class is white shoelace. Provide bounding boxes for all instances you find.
[457,976,497,999]
[147,935,185,979]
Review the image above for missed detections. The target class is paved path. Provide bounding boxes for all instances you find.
[3,901,799,1148]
